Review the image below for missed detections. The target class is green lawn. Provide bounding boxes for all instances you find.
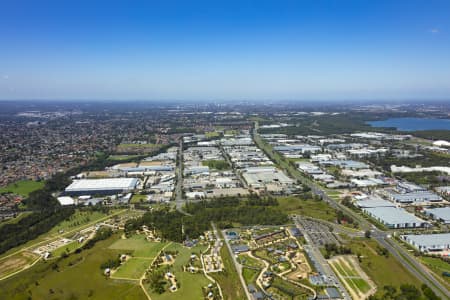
[242,267,260,284]
[0,234,147,300]
[130,194,148,204]
[109,235,168,258]
[51,241,83,258]
[113,258,151,279]
[0,180,45,196]
[202,159,230,170]
[205,131,220,138]
[277,196,337,222]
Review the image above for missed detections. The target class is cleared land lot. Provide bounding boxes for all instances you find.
[0,251,39,279]
[330,255,374,300]
[349,239,423,297]
[277,196,337,222]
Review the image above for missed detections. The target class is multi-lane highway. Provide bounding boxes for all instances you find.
[252,123,450,299]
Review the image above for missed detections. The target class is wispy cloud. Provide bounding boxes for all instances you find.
[2,75,9,80]
[429,28,440,34]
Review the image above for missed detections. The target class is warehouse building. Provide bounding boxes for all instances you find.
[424,207,450,224]
[402,233,450,253]
[362,206,428,228]
[65,178,139,196]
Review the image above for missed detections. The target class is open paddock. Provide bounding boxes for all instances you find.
[0,251,39,279]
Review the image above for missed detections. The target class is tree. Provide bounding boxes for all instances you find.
[365,230,371,239]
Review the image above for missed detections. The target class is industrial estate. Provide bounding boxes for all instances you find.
[0,101,449,300]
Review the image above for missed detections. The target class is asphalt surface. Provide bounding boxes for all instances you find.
[219,225,252,300]
[252,124,450,299]
[294,216,352,300]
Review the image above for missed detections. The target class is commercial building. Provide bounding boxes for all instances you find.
[65,178,139,196]
[362,206,428,228]
[424,207,450,224]
[402,233,450,253]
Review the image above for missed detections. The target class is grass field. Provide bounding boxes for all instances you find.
[108,154,142,161]
[0,251,39,279]
[205,131,220,138]
[113,258,151,280]
[109,235,168,258]
[117,143,162,154]
[242,267,260,284]
[0,209,125,260]
[50,241,83,258]
[48,210,110,235]
[0,180,45,196]
[421,256,450,285]
[0,234,147,300]
[238,253,264,268]
[349,239,422,296]
[146,243,211,300]
[130,194,148,204]
[277,196,337,222]
[330,256,372,298]
[268,276,312,299]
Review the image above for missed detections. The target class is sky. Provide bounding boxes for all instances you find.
[0,0,449,101]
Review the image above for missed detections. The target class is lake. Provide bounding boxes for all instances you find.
[367,117,450,131]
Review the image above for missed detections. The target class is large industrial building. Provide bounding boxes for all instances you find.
[402,233,450,253]
[424,207,450,224]
[362,206,428,229]
[65,178,139,196]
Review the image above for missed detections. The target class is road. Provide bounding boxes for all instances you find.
[220,226,252,300]
[0,209,128,281]
[252,122,450,299]
[294,216,352,300]
[174,140,190,215]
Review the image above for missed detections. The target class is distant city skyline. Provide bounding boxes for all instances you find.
[1,0,450,101]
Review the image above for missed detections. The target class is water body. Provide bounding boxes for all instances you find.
[367,117,450,131]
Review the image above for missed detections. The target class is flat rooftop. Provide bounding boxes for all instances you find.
[425,207,450,222]
[403,233,450,248]
[65,178,138,192]
[364,206,425,224]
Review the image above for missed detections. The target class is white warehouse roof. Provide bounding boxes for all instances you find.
[65,178,139,192]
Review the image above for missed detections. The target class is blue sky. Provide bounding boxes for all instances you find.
[0,0,449,101]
